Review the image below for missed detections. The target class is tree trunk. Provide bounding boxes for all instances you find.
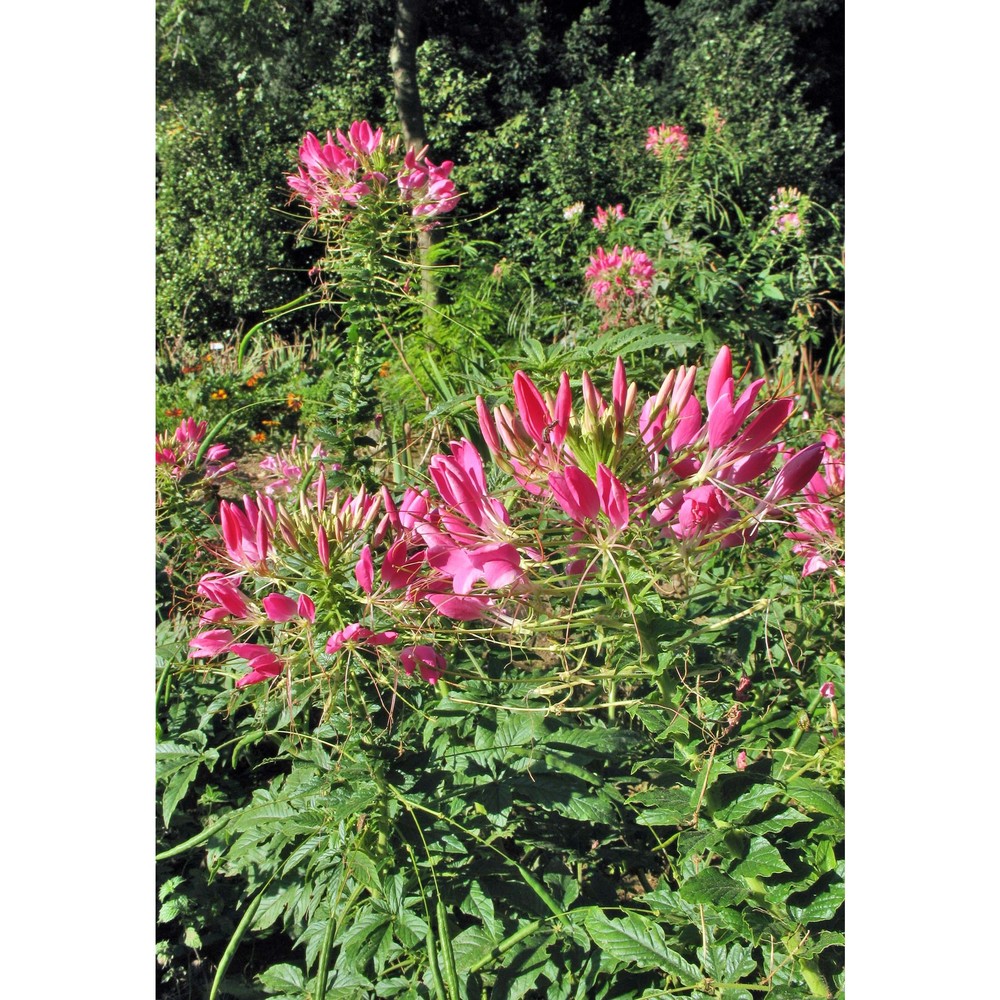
[390,0,436,308]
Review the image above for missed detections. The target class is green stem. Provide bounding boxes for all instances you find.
[314,904,338,1000]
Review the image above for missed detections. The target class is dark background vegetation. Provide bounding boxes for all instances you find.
[156,0,843,346]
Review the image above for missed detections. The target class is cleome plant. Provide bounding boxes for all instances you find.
[157,119,844,1000]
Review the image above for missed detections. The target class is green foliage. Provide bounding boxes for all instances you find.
[642,0,843,211]
[156,5,845,996]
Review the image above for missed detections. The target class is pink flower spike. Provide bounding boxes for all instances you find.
[512,371,552,444]
[612,357,628,423]
[263,593,299,622]
[596,464,629,528]
[356,545,374,594]
[553,372,572,445]
[766,442,826,503]
[735,751,748,771]
[400,645,446,684]
[548,466,601,523]
[297,594,316,622]
[189,629,234,658]
[820,682,836,699]
[317,526,330,570]
[706,346,733,411]
[476,396,502,454]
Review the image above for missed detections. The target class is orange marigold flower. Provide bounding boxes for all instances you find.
[164,407,183,418]
[210,389,228,401]
[251,431,267,443]
[286,393,303,411]
[378,362,391,378]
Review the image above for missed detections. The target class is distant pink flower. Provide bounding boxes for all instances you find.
[820,682,836,699]
[585,245,655,315]
[592,203,625,231]
[400,645,446,684]
[645,123,689,160]
[775,212,800,232]
[735,751,748,771]
[189,629,234,659]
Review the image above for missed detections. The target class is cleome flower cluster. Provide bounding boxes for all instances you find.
[184,347,832,691]
[287,119,460,223]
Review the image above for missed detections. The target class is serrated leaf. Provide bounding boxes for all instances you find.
[158,876,184,901]
[183,926,202,950]
[582,910,701,984]
[633,786,695,827]
[256,963,305,991]
[158,899,183,924]
[699,941,757,981]
[742,808,809,835]
[732,837,791,879]
[461,881,499,938]
[679,868,748,907]
[161,761,200,828]
[785,778,844,818]
[451,924,503,973]
[790,880,844,923]
[716,783,782,824]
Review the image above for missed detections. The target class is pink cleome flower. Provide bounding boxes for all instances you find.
[645,124,689,160]
[585,245,655,311]
[592,203,625,231]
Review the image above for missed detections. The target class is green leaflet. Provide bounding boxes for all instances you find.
[580,909,702,985]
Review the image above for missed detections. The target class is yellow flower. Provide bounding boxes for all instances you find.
[210,388,228,401]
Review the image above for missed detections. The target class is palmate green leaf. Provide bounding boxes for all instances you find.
[581,909,702,984]
[336,908,393,973]
[731,837,792,879]
[678,868,749,907]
